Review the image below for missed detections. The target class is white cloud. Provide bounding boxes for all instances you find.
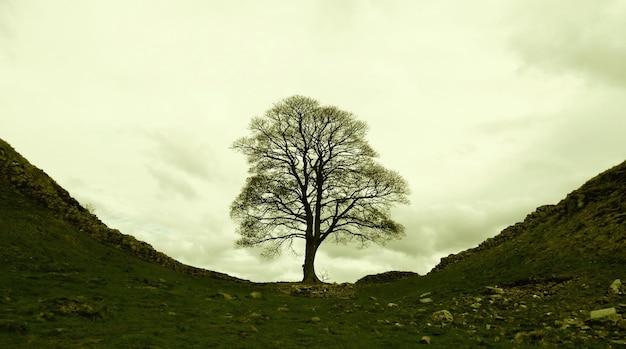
[507,0,626,88]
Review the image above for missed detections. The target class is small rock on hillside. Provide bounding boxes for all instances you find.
[356,271,419,284]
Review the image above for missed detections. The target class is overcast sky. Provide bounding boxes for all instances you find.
[1,0,625,283]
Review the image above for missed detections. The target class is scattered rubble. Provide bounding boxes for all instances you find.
[290,283,356,299]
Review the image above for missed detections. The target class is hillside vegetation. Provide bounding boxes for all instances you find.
[1,138,625,348]
[433,158,626,283]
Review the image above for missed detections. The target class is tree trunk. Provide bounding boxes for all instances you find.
[303,163,325,284]
[302,240,321,284]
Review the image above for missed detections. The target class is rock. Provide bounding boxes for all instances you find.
[369,296,378,301]
[214,292,233,300]
[310,316,321,323]
[420,298,433,304]
[420,335,431,344]
[419,292,432,298]
[588,307,621,323]
[431,310,454,324]
[387,303,398,308]
[249,291,263,299]
[609,279,622,295]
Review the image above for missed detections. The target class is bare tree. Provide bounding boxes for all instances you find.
[231,95,410,283]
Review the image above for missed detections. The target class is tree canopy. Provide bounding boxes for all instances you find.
[231,95,410,283]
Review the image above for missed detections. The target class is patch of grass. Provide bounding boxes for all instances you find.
[1,140,625,347]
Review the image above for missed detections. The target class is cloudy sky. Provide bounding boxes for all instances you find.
[1,0,625,283]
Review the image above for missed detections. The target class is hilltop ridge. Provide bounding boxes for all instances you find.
[0,138,245,283]
[429,159,626,285]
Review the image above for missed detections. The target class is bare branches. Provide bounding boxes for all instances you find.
[230,95,410,260]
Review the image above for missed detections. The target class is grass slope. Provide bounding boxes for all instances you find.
[433,159,626,285]
[1,137,625,348]
[0,175,462,348]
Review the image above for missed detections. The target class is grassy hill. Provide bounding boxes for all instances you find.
[1,137,625,348]
[432,158,626,284]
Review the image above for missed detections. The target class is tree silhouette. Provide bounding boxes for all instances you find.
[231,95,410,283]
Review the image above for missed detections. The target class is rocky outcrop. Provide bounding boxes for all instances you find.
[355,271,419,284]
[431,204,559,272]
[0,138,247,283]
